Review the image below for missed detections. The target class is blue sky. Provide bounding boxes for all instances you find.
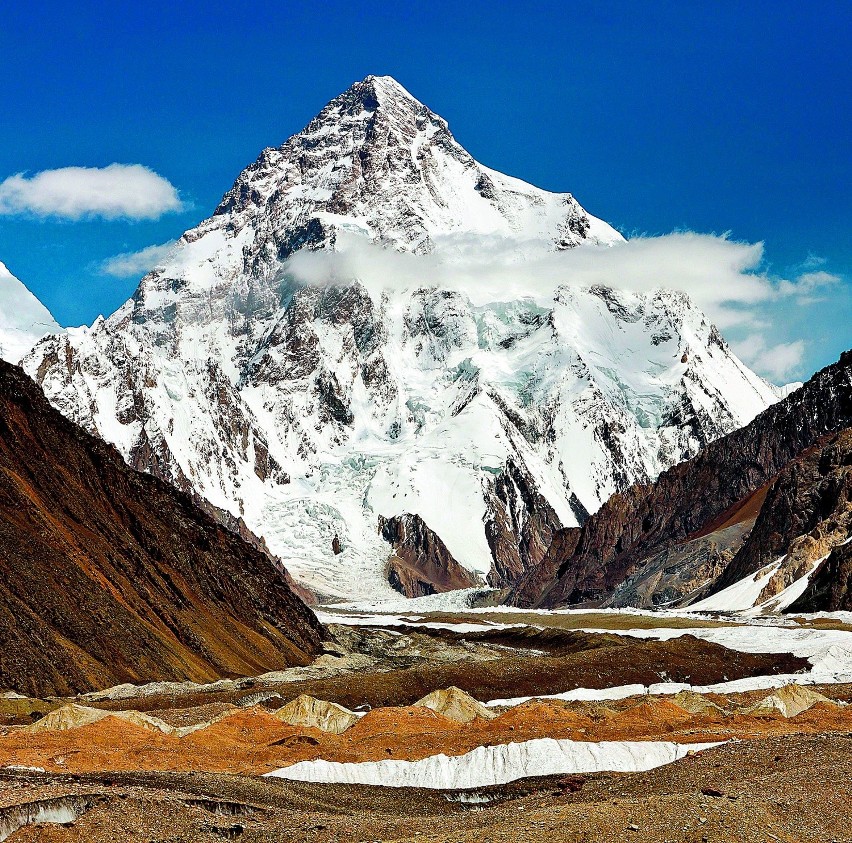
[0,0,849,380]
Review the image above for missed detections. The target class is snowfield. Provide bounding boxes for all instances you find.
[0,262,62,364]
[266,737,721,788]
[24,75,785,601]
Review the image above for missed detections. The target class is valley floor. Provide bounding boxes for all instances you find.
[1,607,851,841]
[2,733,851,842]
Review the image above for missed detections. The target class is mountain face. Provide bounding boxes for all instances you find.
[0,262,62,364]
[709,427,852,613]
[212,74,623,256]
[24,75,782,600]
[0,360,323,697]
[507,350,852,610]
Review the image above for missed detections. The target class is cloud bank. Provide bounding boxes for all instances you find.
[284,231,839,383]
[0,165,183,220]
[100,241,177,277]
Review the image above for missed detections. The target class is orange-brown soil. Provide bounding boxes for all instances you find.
[1,690,849,777]
[3,732,849,843]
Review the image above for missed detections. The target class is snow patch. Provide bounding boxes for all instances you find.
[266,737,721,788]
[0,262,62,364]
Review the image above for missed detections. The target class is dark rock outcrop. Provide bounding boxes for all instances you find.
[603,519,753,608]
[0,360,324,697]
[483,459,563,587]
[380,514,481,597]
[791,540,852,612]
[508,350,852,608]
[711,428,852,600]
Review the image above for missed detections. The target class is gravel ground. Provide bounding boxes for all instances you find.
[1,733,850,842]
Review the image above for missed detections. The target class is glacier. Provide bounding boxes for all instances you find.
[266,737,722,788]
[23,75,784,600]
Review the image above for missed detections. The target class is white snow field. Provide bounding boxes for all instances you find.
[266,737,721,789]
[687,560,787,613]
[687,552,833,615]
[0,262,62,364]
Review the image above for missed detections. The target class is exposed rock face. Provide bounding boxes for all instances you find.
[791,540,852,612]
[711,428,852,601]
[380,514,481,597]
[0,360,323,698]
[603,519,753,608]
[508,350,852,608]
[24,76,782,600]
[483,459,565,588]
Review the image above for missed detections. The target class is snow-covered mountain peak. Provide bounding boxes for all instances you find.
[24,78,783,601]
[0,262,62,364]
[210,74,622,262]
[321,73,429,119]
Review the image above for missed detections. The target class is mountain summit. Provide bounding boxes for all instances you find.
[213,74,622,259]
[25,77,782,600]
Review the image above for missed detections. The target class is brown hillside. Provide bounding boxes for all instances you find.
[0,360,323,697]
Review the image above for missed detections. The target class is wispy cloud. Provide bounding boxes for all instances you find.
[732,335,807,382]
[776,269,840,303]
[99,241,177,277]
[285,230,837,383]
[286,230,825,319]
[0,164,183,220]
[286,232,772,317]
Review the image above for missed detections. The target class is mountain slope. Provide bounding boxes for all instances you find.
[507,350,852,609]
[0,360,323,697]
[682,426,852,614]
[24,75,783,600]
[213,74,623,255]
[0,262,62,364]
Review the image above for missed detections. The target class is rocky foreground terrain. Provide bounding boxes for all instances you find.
[0,613,849,841]
[3,732,849,843]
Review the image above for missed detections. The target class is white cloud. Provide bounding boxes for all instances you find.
[285,230,835,384]
[777,269,840,302]
[0,164,183,220]
[732,335,806,382]
[99,241,177,277]
[286,231,802,323]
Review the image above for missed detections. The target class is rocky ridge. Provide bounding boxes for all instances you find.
[704,428,852,611]
[0,360,323,697]
[508,350,852,608]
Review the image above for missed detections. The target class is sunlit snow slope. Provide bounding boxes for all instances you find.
[0,262,61,364]
[25,76,782,599]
